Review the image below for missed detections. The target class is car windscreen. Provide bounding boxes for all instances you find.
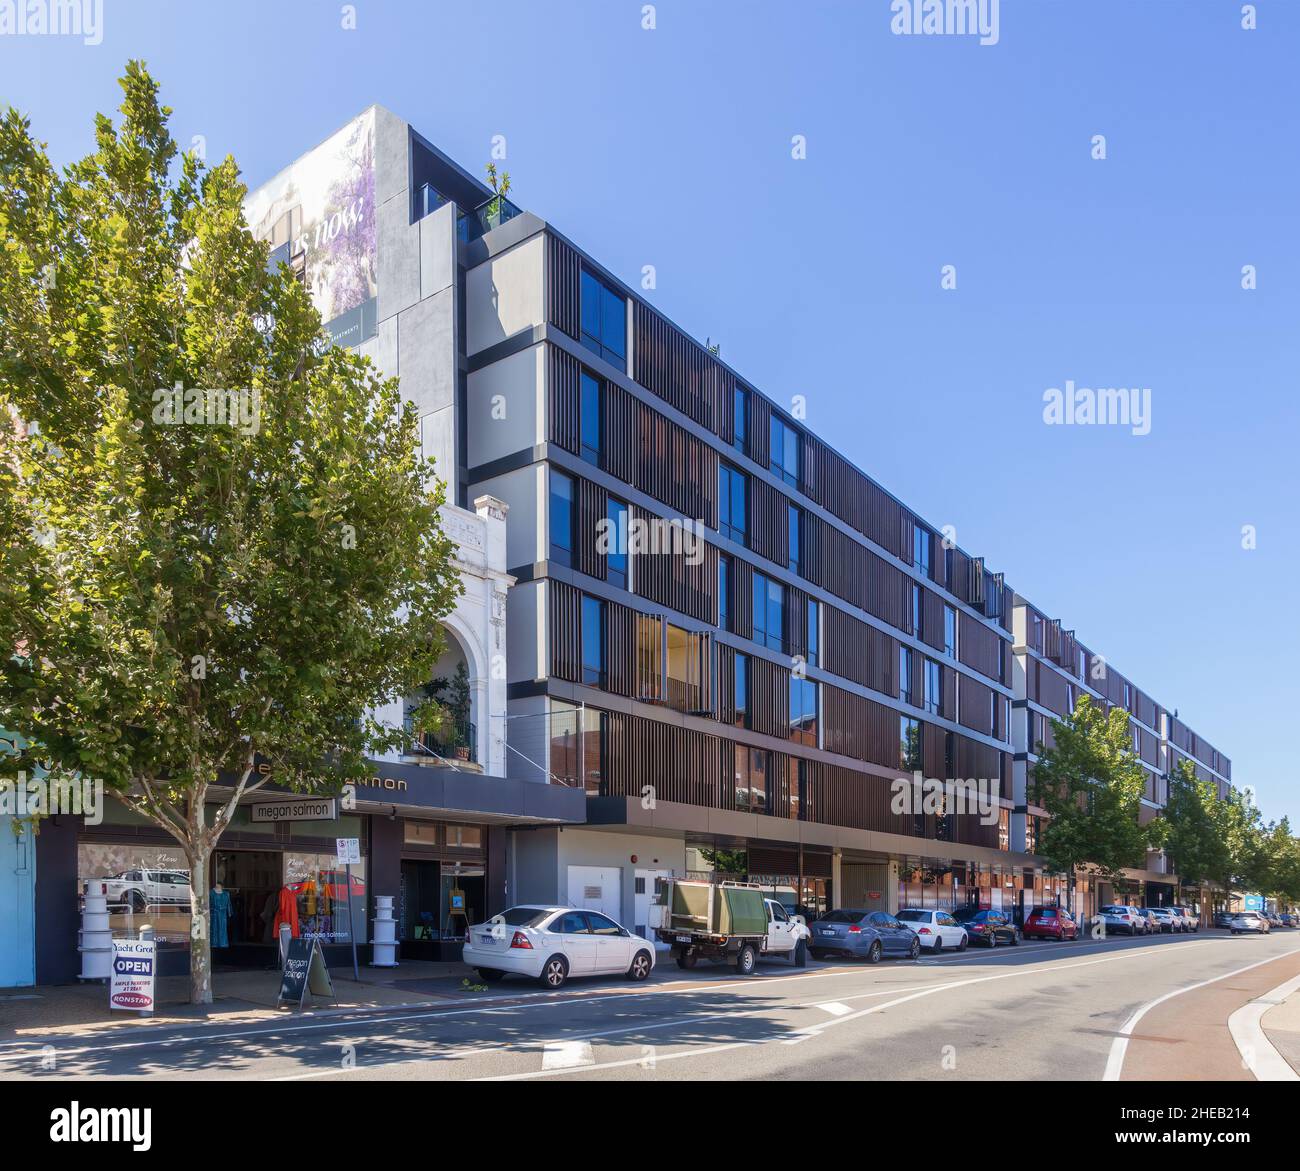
[820,910,868,924]
[1034,909,1057,918]
[895,911,928,922]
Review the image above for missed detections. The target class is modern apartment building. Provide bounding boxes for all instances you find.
[1010,596,1233,917]
[243,104,1236,944]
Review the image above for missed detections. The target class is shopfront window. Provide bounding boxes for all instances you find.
[284,851,368,946]
[78,841,193,951]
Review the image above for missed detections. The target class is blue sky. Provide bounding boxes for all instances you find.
[3,1,1296,822]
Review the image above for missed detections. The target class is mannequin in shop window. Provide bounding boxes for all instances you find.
[210,882,232,949]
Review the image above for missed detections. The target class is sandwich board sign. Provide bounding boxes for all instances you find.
[110,937,156,1015]
[276,937,335,1011]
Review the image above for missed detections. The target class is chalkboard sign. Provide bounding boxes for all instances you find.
[276,937,335,1011]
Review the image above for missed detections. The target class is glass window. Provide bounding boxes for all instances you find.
[580,372,602,465]
[925,659,942,715]
[553,911,591,934]
[584,912,624,936]
[718,555,731,632]
[788,505,801,576]
[900,715,921,771]
[734,653,750,728]
[549,469,574,566]
[770,415,800,486]
[912,583,922,637]
[733,744,768,813]
[580,269,626,367]
[733,386,747,454]
[807,599,819,668]
[719,463,747,543]
[944,605,957,658]
[606,496,628,589]
[899,646,912,703]
[914,525,931,577]
[581,595,606,687]
[285,850,369,946]
[790,676,818,746]
[752,572,784,651]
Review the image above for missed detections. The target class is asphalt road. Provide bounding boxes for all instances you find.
[5,929,1299,1081]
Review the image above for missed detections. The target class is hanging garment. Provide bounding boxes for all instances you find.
[274,885,300,939]
[209,887,232,948]
[304,880,317,917]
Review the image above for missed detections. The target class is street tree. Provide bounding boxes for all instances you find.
[0,64,462,1003]
[1162,758,1231,909]
[1031,694,1164,914]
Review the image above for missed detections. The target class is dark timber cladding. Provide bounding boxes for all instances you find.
[539,226,1021,852]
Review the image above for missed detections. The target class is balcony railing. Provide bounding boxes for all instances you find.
[403,715,477,764]
[415,182,524,243]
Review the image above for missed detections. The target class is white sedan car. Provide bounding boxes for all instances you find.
[461,905,656,989]
[895,908,969,952]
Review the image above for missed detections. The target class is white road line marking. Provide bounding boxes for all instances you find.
[1103,947,1300,1081]
[817,1002,852,1017]
[1228,971,1300,1082]
[542,1040,595,1071]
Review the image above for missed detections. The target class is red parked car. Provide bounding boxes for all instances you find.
[1023,907,1079,941]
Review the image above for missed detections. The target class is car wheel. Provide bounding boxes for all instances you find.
[957,934,968,952]
[931,935,943,953]
[735,943,757,976]
[675,951,697,969]
[1010,929,1021,946]
[909,937,921,960]
[867,940,883,965]
[627,950,652,982]
[539,955,569,989]
[129,890,146,913]
[476,968,505,983]
[793,938,808,967]
[810,948,826,961]
[987,932,997,949]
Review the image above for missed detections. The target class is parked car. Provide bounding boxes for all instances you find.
[951,907,1020,947]
[1023,906,1079,941]
[1096,905,1147,936]
[100,868,191,911]
[1228,911,1270,935]
[1141,907,1184,934]
[1212,910,1236,929]
[1266,912,1284,928]
[461,905,655,989]
[809,909,922,962]
[896,908,969,952]
[1170,905,1200,932]
[1279,913,1299,928]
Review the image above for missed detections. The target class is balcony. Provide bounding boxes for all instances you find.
[402,714,479,769]
[415,181,522,242]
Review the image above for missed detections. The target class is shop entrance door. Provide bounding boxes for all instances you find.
[211,849,281,967]
[400,859,441,960]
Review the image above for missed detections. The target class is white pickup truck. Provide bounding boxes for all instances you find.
[651,879,811,974]
[100,868,191,911]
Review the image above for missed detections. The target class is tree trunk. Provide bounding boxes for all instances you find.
[189,846,213,1005]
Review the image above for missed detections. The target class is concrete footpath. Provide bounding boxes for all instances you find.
[0,960,483,1042]
[1261,980,1300,1076]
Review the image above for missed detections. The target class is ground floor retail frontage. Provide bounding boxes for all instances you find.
[30,762,585,985]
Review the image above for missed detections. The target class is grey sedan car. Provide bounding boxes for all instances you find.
[1229,912,1270,935]
[809,910,922,963]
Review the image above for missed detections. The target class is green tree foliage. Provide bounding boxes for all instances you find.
[1031,695,1163,894]
[1163,758,1231,897]
[0,64,462,1002]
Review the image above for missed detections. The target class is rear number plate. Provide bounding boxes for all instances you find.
[820,929,834,936]
[675,935,692,944]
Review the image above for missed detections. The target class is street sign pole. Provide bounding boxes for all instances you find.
[345,859,359,981]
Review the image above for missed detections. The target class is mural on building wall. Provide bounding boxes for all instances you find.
[243,107,377,326]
